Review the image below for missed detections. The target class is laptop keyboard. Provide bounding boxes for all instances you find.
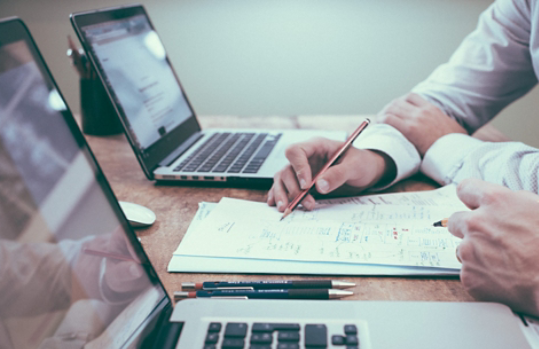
[201,321,369,349]
[173,132,282,175]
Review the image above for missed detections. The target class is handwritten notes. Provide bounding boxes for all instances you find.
[176,186,467,270]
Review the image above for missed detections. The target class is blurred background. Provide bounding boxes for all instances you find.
[1,0,538,146]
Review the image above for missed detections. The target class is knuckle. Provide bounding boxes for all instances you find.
[461,214,483,233]
[284,145,300,159]
[459,267,474,291]
[480,189,505,206]
[457,240,474,262]
[403,92,414,101]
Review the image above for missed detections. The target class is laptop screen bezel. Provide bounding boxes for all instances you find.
[70,4,202,179]
[0,16,174,346]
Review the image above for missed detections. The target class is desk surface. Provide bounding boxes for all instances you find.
[84,115,508,304]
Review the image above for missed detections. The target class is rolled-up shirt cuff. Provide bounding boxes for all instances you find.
[421,133,484,185]
[353,124,421,190]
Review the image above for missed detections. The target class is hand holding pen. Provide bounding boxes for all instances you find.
[280,120,370,220]
[268,119,389,217]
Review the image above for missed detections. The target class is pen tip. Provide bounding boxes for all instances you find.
[280,208,291,221]
[332,281,356,289]
[329,289,354,299]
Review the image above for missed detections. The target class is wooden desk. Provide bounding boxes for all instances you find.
[84,115,508,304]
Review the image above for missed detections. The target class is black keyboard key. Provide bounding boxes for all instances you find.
[251,323,301,332]
[277,344,299,349]
[205,333,219,344]
[250,346,271,349]
[304,324,327,347]
[250,333,272,344]
[273,324,301,331]
[278,331,300,342]
[224,323,248,338]
[332,335,346,345]
[345,335,359,345]
[344,324,357,335]
[208,322,222,332]
[251,323,274,332]
[221,338,244,349]
[203,345,216,349]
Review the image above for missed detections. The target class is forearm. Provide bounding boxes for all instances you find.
[422,134,539,193]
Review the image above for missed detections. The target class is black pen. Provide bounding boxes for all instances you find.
[182,280,356,291]
[174,289,353,300]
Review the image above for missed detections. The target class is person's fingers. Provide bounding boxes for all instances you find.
[405,92,429,107]
[378,113,410,134]
[285,142,319,189]
[446,211,469,239]
[271,171,290,211]
[315,161,356,194]
[383,100,416,119]
[301,194,316,211]
[267,185,276,206]
[455,244,462,263]
[456,178,501,210]
[280,167,302,198]
[268,176,316,210]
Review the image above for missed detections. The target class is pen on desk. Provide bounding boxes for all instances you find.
[174,289,353,300]
[280,119,370,221]
[182,280,356,291]
[82,247,139,263]
[433,218,449,227]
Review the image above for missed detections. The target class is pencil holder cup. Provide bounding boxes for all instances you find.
[80,78,123,136]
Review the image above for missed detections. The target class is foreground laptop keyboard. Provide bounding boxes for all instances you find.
[202,321,368,349]
[173,132,282,174]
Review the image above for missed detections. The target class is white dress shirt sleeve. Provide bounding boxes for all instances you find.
[412,0,537,133]
[423,133,539,193]
[353,123,421,189]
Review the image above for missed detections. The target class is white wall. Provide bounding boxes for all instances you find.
[1,0,538,146]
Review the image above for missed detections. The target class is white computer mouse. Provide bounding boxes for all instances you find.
[119,201,156,228]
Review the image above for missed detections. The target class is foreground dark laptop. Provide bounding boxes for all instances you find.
[70,5,346,187]
[0,17,535,349]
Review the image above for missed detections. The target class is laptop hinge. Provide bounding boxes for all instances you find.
[159,132,203,168]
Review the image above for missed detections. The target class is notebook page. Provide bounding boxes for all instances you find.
[177,186,467,269]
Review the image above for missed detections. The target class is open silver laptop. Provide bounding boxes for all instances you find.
[70,5,346,187]
[1,17,536,349]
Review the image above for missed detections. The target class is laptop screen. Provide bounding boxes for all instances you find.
[80,14,193,151]
[73,6,202,176]
[0,19,168,349]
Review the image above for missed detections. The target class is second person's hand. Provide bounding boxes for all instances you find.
[267,137,396,212]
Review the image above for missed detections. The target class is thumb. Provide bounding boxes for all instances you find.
[315,164,350,194]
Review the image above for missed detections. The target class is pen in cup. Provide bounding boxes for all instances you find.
[280,119,370,221]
